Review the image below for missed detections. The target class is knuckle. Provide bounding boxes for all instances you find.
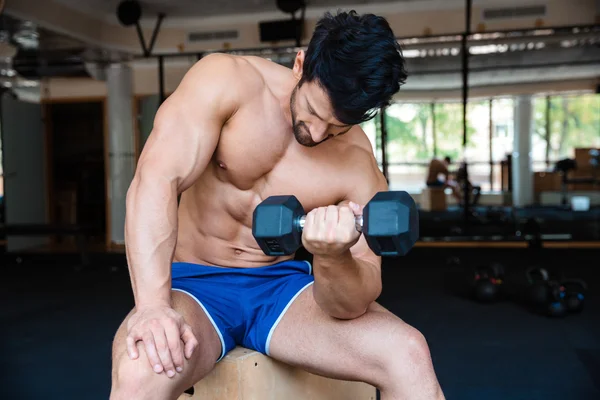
[149,319,162,329]
[166,319,179,331]
[142,332,154,343]
[169,337,181,350]
[160,348,172,361]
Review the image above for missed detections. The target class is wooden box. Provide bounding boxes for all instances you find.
[177,347,377,400]
[420,187,447,211]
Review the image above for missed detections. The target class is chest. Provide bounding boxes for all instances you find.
[210,99,346,211]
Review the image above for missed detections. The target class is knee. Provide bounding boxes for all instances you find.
[402,327,432,366]
[381,326,432,373]
[111,353,160,400]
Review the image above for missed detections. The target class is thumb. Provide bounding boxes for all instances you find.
[348,201,364,216]
[181,324,199,359]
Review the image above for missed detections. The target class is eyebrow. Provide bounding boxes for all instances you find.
[307,98,351,129]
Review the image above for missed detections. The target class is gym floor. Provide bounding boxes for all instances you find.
[2,247,599,400]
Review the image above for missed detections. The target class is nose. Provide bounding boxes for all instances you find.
[310,121,329,142]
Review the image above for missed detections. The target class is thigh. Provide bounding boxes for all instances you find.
[267,285,422,388]
[111,291,222,395]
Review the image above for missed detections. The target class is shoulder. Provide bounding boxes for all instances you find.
[178,53,266,106]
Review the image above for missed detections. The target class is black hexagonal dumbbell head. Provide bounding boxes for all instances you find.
[252,195,305,256]
[363,191,419,257]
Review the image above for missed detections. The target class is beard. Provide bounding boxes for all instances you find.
[290,85,319,147]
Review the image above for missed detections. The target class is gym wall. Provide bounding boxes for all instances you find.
[1,94,48,252]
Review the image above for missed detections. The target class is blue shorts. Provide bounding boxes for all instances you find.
[171,259,314,362]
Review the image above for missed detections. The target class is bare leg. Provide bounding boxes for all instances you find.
[110,291,222,400]
[268,286,445,400]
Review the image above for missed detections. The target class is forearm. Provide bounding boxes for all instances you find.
[125,174,178,308]
[312,251,382,319]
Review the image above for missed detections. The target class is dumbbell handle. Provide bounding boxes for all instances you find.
[298,215,363,233]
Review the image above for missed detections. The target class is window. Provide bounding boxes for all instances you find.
[466,100,491,191]
[360,115,382,166]
[548,94,600,163]
[491,98,515,188]
[370,92,596,195]
[385,103,434,192]
[433,102,464,163]
[532,93,599,171]
[532,95,549,171]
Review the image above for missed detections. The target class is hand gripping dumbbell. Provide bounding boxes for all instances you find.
[252,191,419,256]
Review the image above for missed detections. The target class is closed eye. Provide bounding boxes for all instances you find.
[306,99,352,133]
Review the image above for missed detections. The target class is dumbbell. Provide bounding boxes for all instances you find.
[252,191,419,257]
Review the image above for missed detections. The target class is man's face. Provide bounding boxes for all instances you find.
[290,80,353,147]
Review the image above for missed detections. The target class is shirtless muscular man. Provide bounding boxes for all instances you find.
[110,11,445,400]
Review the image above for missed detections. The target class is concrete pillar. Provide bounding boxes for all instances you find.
[106,63,136,245]
[512,95,534,207]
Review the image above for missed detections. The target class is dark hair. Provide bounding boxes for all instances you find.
[301,10,407,125]
[444,156,452,164]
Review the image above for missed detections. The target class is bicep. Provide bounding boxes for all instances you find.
[342,153,389,263]
[135,54,239,192]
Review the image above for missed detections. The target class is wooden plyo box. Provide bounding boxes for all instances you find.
[177,347,377,400]
[420,187,447,211]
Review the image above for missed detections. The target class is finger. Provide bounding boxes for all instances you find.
[314,207,328,239]
[181,324,199,360]
[325,206,339,241]
[154,329,176,378]
[165,322,185,373]
[142,332,164,374]
[126,335,139,360]
[339,205,355,229]
[348,201,364,216]
[304,209,316,232]
[338,206,360,242]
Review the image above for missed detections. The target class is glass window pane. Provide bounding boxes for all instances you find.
[434,102,463,162]
[549,94,600,162]
[385,103,434,163]
[465,100,491,191]
[385,103,434,191]
[491,98,515,162]
[532,96,548,169]
[387,164,429,193]
[359,116,382,165]
[468,163,491,192]
[490,97,515,188]
[466,100,490,163]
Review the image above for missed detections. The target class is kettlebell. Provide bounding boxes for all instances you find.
[473,265,503,302]
[561,279,587,313]
[526,267,550,305]
[546,280,568,318]
[525,267,567,318]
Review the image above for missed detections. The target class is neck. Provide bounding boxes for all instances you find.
[272,70,298,128]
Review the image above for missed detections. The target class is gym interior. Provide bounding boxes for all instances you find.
[1,0,599,399]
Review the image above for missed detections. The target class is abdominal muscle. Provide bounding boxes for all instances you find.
[172,168,294,269]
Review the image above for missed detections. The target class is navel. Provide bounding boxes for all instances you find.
[234,249,243,256]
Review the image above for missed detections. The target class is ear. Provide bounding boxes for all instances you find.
[292,50,305,81]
